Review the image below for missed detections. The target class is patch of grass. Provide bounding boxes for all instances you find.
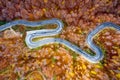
[85,48,95,56]
[72,52,78,60]
[99,60,105,65]
[51,57,57,64]
[17,76,21,80]
[0,21,7,26]
[53,75,57,80]
[64,46,70,51]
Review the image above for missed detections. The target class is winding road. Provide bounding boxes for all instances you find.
[0,18,120,63]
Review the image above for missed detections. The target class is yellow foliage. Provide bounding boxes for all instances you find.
[116,73,120,78]
[91,71,97,75]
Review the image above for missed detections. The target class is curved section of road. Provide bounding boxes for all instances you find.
[0,19,120,63]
